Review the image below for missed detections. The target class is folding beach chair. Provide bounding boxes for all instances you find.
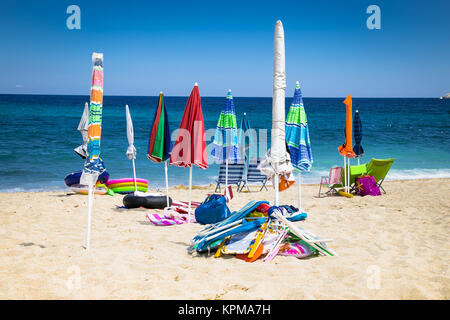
[318,167,343,197]
[239,159,268,192]
[214,162,245,193]
[365,158,395,194]
[348,163,367,192]
[189,200,269,253]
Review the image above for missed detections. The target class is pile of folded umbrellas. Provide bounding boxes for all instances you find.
[188,201,337,262]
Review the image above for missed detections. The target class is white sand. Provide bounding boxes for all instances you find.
[0,178,449,299]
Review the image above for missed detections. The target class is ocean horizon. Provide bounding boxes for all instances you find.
[0,94,449,192]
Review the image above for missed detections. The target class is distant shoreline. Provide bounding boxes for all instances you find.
[1,177,449,194]
[0,93,445,99]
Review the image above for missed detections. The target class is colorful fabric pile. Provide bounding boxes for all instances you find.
[187,201,336,262]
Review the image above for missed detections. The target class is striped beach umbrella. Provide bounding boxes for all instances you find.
[169,83,208,222]
[80,52,104,250]
[353,110,364,165]
[211,89,239,196]
[148,92,172,207]
[285,81,313,210]
[238,112,255,182]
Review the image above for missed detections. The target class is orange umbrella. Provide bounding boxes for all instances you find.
[338,94,356,158]
[338,94,355,194]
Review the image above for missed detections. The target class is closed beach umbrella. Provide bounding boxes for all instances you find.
[169,83,208,222]
[285,81,313,210]
[353,110,364,165]
[148,92,173,207]
[80,52,105,250]
[338,94,356,193]
[238,112,255,183]
[125,104,138,194]
[74,102,89,159]
[259,20,294,206]
[211,89,239,197]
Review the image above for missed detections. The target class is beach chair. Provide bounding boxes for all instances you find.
[214,162,245,193]
[189,200,268,253]
[239,160,268,192]
[347,163,368,192]
[318,167,343,197]
[365,158,395,193]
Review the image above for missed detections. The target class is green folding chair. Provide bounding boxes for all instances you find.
[365,158,395,193]
[347,163,368,192]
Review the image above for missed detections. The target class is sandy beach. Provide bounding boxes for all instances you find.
[0,178,449,300]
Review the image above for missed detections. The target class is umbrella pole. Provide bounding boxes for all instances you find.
[274,174,279,206]
[86,181,94,250]
[348,157,351,193]
[132,158,137,194]
[188,166,193,223]
[225,159,228,199]
[357,157,360,166]
[343,156,347,193]
[297,171,301,211]
[164,160,169,207]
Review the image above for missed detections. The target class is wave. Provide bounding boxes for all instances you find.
[0,168,449,192]
[385,168,450,181]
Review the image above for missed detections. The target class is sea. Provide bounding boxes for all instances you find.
[0,94,448,192]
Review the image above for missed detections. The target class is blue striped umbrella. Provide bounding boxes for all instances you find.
[285,81,313,210]
[211,89,239,196]
[238,112,255,182]
[211,89,239,164]
[353,110,364,163]
[286,81,313,172]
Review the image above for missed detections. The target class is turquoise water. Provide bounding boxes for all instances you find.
[0,94,448,192]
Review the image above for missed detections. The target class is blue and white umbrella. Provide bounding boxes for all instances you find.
[285,81,313,210]
[238,112,256,184]
[211,89,239,195]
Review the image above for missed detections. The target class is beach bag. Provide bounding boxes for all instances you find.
[355,175,381,196]
[195,194,231,225]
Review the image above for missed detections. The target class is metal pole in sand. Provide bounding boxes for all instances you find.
[164,160,170,207]
[188,165,193,223]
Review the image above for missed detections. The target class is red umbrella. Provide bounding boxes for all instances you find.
[169,83,208,221]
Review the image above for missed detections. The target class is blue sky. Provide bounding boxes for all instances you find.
[0,0,449,97]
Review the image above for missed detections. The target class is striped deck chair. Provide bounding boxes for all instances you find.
[214,162,245,193]
[318,167,343,197]
[239,159,268,192]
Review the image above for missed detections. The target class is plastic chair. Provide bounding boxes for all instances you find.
[318,167,343,197]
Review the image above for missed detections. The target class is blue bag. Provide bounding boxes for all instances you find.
[195,194,231,225]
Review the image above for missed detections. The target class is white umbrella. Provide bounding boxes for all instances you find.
[258,20,294,206]
[125,105,138,194]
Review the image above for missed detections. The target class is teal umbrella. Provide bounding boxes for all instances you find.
[211,89,239,196]
[285,81,313,210]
